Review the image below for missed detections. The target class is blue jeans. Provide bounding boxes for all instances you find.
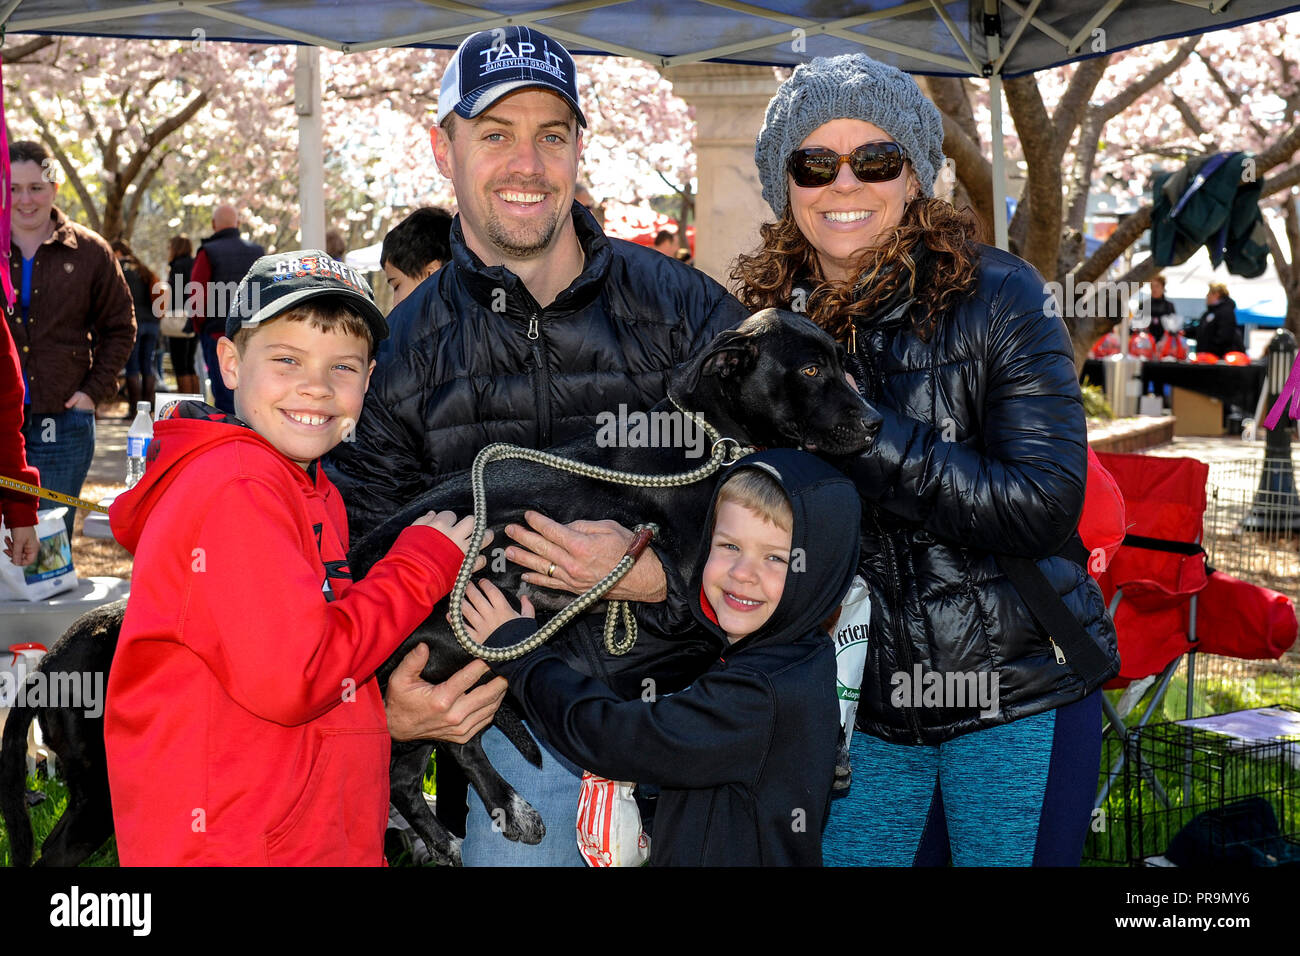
[199,334,235,414]
[21,408,96,537]
[125,324,160,378]
[462,723,586,867]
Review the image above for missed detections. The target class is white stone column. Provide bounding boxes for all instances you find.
[663,64,779,288]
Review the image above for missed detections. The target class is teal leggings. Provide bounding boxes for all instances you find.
[823,691,1101,866]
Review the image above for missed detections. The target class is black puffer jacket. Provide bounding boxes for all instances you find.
[327,204,748,539]
[834,245,1118,745]
[1194,296,1241,357]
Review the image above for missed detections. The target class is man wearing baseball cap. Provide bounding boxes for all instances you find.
[106,250,483,865]
[326,26,748,865]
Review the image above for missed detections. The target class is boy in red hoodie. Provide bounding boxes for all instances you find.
[106,251,482,865]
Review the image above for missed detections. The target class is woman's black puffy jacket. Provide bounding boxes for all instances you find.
[837,244,1118,745]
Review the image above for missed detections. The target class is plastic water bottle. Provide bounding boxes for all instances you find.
[126,401,154,487]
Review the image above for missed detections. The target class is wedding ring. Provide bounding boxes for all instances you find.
[546,562,556,577]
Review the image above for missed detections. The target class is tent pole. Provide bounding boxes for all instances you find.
[988,72,1009,251]
[985,1,1009,251]
[296,45,325,250]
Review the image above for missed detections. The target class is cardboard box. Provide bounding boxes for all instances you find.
[1171,386,1224,436]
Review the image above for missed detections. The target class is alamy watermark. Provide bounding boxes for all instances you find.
[595,403,708,459]
[1043,276,1149,321]
[49,886,151,936]
[0,670,103,718]
[151,279,259,322]
[890,665,999,718]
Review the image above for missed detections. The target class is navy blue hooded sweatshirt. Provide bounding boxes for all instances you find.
[483,449,861,866]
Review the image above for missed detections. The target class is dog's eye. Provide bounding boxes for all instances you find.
[801,365,820,378]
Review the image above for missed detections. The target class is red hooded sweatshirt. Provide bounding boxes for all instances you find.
[105,406,462,866]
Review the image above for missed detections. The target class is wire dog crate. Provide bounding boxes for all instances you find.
[1122,709,1300,867]
[1204,456,1300,609]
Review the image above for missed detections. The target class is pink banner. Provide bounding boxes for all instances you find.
[1,53,13,310]
[1262,352,1300,430]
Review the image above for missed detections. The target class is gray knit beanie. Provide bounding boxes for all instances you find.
[756,53,946,217]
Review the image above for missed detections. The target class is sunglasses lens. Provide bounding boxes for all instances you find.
[849,144,903,182]
[789,143,904,187]
[788,148,840,187]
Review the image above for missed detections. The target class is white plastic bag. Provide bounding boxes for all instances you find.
[0,508,77,602]
[832,575,872,746]
[576,771,649,867]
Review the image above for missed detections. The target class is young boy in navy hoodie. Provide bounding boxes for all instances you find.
[462,449,860,865]
[106,251,483,866]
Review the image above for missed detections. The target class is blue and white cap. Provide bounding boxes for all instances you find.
[437,26,587,128]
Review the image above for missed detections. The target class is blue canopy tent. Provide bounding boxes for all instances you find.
[6,0,1300,249]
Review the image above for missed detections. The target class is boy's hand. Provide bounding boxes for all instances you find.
[4,525,38,567]
[384,643,508,743]
[460,579,535,646]
[413,511,491,571]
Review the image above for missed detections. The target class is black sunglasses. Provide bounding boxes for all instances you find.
[787,142,906,187]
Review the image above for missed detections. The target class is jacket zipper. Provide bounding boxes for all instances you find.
[1049,637,1067,664]
[526,314,553,449]
[854,327,925,744]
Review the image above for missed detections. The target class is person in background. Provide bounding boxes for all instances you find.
[1144,273,1177,344]
[6,140,135,538]
[167,236,201,396]
[114,240,162,415]
[379,206,453,312]
[189,204,265,414]
[326,229,347,261]
[1195,281,1241,357]
[675,247,694,267]
[574,184,602,226]
[652,229,676,256]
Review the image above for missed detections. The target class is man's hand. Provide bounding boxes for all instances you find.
[384,642,508,743]
[505,510,668,603]
[64,391,94,412]
[4,525,38,567]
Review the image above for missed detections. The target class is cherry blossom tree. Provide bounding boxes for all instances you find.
[4,36,697,270]
[578,56,695,243]
[928,15,1300,361]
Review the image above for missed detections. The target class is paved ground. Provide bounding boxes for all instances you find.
[87,414,129,486]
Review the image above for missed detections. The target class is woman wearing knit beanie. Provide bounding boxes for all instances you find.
[732,54,1117,867]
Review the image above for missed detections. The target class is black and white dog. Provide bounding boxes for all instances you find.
[0,309,878,866]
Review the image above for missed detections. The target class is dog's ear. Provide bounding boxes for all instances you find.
[672,327,761,399]
[700,340,759,380]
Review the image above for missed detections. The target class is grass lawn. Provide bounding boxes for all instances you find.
[0,772,118,867]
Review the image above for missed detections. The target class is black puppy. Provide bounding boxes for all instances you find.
[0,310,878,867]
[351,308,878,865]
[0,599,122,867]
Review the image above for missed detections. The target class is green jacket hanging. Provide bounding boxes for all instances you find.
[1150,152,1269,278]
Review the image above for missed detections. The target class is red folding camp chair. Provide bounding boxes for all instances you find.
[1092,452,1298,808]
[1093,453,1211,807]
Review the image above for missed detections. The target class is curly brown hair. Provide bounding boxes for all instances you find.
[730,197,983,344]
